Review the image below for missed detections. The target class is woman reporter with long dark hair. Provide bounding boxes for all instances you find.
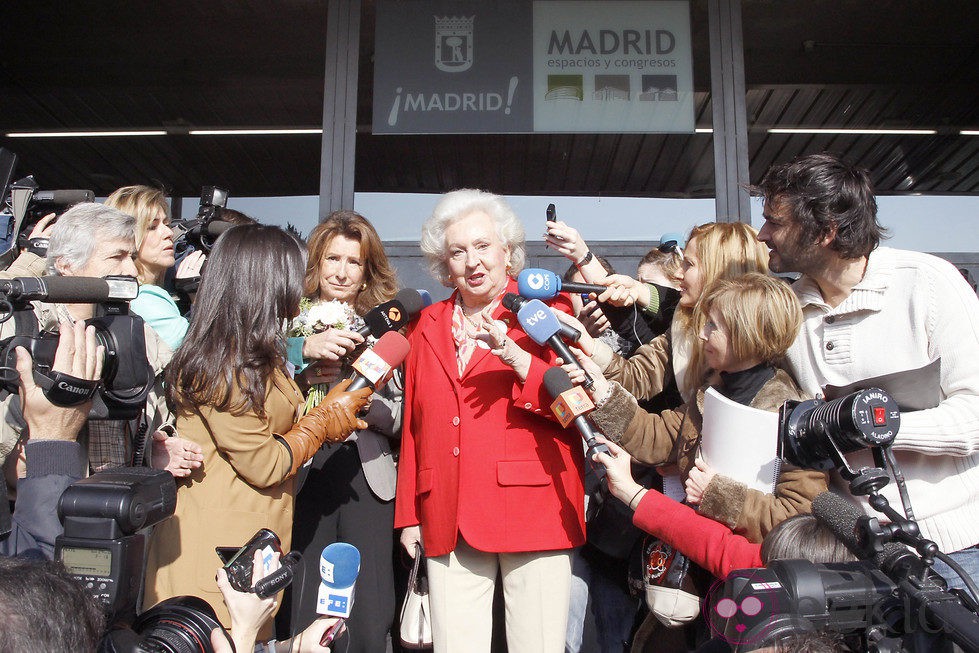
[143,224,371,637]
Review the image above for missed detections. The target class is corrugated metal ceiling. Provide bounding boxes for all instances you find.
[1,1,977,199]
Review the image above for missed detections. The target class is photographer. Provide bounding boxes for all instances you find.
[0,213,57,278]
[0,203,201,489]
[1,320,102,558]
[755,153,979,588]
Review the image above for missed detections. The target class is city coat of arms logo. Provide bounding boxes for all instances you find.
[434,15,474,73]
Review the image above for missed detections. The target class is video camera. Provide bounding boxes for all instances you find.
[0,276,156,421]
[171,186,233,255]
[0,148,94,266]
[708,389,979,651]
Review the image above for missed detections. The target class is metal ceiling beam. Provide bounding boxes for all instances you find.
[708,0,751,222]
[319,0,361,218]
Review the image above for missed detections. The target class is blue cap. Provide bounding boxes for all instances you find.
[658,232,686,249]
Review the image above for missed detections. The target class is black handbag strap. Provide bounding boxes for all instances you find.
[408,543,426,591]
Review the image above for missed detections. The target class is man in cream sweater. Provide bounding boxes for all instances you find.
[756,153,979,589]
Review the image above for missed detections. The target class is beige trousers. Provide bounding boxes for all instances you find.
[426,535,572,653]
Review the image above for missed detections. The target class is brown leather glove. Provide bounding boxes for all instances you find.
[279,378,371,477]
[319,377,372,416]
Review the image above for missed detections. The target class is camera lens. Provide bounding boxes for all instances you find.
[132,596,223,653]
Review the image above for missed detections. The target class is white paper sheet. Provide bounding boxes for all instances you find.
[700,387,779,493]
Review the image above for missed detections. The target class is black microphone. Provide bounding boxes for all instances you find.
[543,367,608,457]
[502,293,580,342]
[346,331,410,392]
[811,491,940,584]
[205,220,234,238]
[0,275,139,304]
[253,551,303,599]
[355,289,424,338]
[811,491,871,558]
[33,189,95,205]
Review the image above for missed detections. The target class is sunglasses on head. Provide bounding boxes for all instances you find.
[657,240,682,256]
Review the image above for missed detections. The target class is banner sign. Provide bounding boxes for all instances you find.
[373,1,694,134]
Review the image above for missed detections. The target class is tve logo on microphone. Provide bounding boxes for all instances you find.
[522,308,549,327]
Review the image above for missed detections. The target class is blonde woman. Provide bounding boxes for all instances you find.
[105,185,205,350]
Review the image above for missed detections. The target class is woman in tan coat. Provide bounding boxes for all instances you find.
[142,225,371,636]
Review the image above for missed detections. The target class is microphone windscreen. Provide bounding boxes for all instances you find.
[543,366,575,399]
[320,543,361,587]
[517,268,562,300]
[318,542,361,618]
[516,299,562,345]
[395,288,425,318]
[501,292,525,312]
[371,331,411,368]
[811,491,865,558]
[205,220,234,237]
[361,299,407,337]
[37,276,113,303]
[34,189,95,205]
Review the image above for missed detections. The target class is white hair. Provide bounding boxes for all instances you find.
[45,203,135,276]
[419,189,526,286]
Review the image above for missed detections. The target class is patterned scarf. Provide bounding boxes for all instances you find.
[450,292,504,378]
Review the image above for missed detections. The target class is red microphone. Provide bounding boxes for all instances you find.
[346,331,410,392]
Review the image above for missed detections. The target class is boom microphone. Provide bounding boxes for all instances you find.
[356,288,424,338]
[543,367,608,457]
[346,330,410,392]
[317,542,361,618]
[0,275,139,304]
[205,220,234,238]
[515,299,593,389]
[517,268,605,300]
[32,189,95,205]
[502,293,580,342]
[811,491,937,584]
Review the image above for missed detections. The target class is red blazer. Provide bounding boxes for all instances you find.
[394,279,585,557]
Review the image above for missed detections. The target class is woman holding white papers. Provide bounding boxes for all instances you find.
[564,273,827,544]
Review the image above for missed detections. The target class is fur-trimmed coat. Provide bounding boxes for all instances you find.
[589,367,828,544]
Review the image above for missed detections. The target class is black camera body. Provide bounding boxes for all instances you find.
[171,186,229,255]
[55,468,177,624]
[217,528,283,593]
[0,276,155,421]
[0,151,95,265]
[54,469,235,653]
[714,558,979,652]
[720,389,979,651]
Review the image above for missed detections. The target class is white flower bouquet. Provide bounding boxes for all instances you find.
[289,298,367,413]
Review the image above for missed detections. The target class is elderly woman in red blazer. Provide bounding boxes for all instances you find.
[395,189,585,653]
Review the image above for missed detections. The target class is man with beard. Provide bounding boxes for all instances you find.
[755,153,979,590]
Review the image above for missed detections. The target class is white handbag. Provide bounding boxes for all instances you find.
[399,543,433,649]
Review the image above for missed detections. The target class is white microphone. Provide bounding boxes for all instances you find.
[317,542,361,618]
